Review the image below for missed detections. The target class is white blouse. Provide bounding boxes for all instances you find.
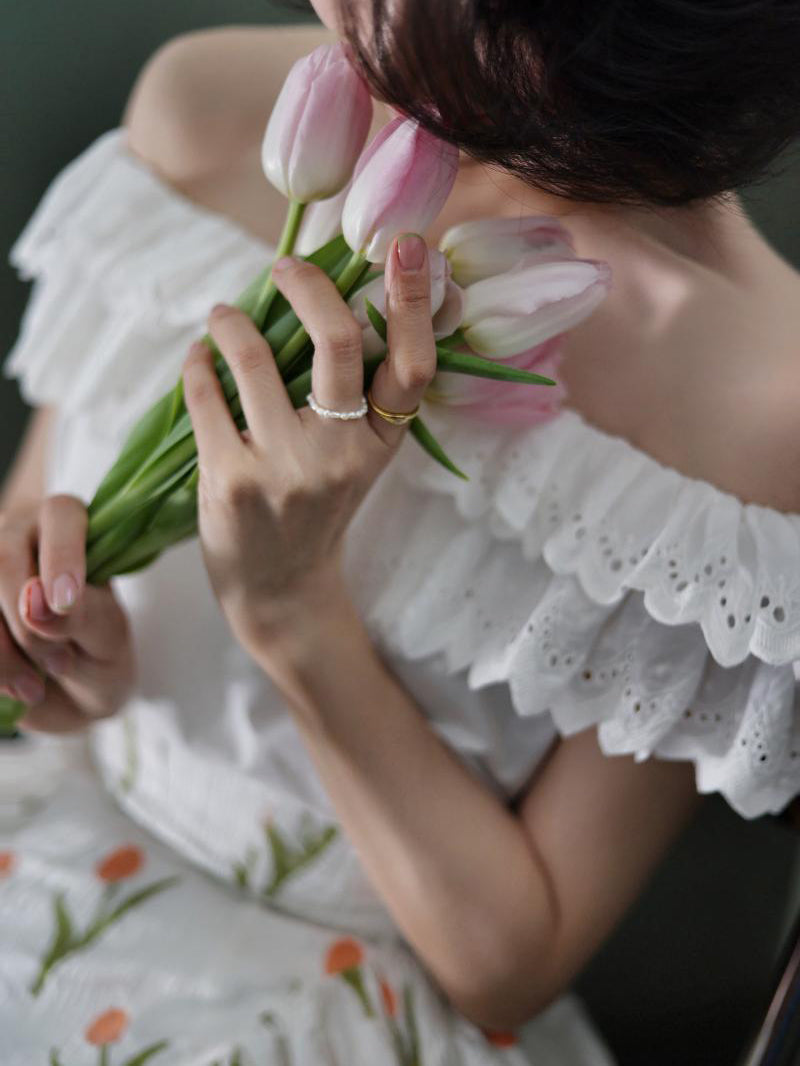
[5,128,800,946]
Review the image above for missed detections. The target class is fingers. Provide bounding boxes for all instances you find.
[372,233,437,445]
[19,575,128,663]
[271,257,366,415]
[181,338,244,470]
[205,304,297,443]
[0,614,46,706]
[17,680,117,734]
[36,494,87,615]
[0,512,70,694]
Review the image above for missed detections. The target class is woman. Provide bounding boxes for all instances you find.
[1,2,799,1062]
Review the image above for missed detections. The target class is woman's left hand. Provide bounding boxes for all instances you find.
[182,232,435,668]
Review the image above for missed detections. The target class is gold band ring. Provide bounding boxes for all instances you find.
[366,385,419,426]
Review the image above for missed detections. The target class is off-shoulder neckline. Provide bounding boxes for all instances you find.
[113,126,800,527]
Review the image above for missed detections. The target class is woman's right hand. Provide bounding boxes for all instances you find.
[0,494,136,732]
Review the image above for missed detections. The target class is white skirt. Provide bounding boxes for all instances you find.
[0,734,616,1066]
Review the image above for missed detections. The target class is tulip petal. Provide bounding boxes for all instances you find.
[440,214,576,285]
[462,258,612,358]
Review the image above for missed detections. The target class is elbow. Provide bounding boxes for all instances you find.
[441,919,568,1033]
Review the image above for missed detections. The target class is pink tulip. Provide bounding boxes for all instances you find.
[425,336,570,427]
[342,117,460,262]
[439,215,576,286]
[461,257,612,359]
[261,42,373,203]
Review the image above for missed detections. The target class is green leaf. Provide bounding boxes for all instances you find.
[0,695,24,735]
[364,298,388,342]
[122,1039,170,1066]
[90,383,184,513]
[434,327,467,351]
[49,1049,65,1066]
[435,345,557,385]
[408,417,469,480]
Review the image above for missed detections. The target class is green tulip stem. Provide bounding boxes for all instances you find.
[252,198,307,330]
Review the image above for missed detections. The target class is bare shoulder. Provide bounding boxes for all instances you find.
[122,22,337,183]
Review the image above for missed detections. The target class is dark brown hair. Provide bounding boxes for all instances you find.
[279,0,800,208]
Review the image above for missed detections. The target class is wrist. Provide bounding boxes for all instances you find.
[250,575,373,709]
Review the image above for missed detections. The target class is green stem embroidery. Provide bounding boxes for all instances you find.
[30,877,179,997]
[339,966,375,1018]
[261,816,338,899]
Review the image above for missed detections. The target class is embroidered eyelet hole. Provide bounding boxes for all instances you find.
[704,564,713,575]
[720,597,727,606]
[610,558,622,571]
[773,606,785,622]
[583,670,593,680]
[744,614,751,623]
[549,654,558,666]
[760,595,770,608]
[720,555,727,564]
[676,580,688,591]
[633,702,641,712]
[718,579,726,588]
[575,527,586,538]
[727,614,735,628]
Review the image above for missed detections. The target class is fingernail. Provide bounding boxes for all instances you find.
[210,303,233,316]
[43,648,71,675]
[272,255,297,273]
[27,581,53,623]
[51,573,78,613]
[396,233,426,271]
[13,675,45,705]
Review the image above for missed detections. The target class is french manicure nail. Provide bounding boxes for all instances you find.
[14,675,45,705]
[52,573,77,613]
[396,233,426,271]
[272,255,296,272]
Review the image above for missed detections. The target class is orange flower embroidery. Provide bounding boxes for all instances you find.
[0,850,15,878]
[324,936,364,975]
[483,1028,517,1047]
[85,1007,129,1045]
[380,977,398,1017]
[323,937,374,1018]
[96,845,144,883]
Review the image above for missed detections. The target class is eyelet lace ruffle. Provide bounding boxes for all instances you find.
[344,398,800,818]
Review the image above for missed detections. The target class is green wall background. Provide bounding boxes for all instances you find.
[1,4,799,1065]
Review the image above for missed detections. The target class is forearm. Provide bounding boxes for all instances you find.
[0,406,53,513]
[257,590,561,1030]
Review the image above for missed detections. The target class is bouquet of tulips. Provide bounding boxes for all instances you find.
[0,42,611,734]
